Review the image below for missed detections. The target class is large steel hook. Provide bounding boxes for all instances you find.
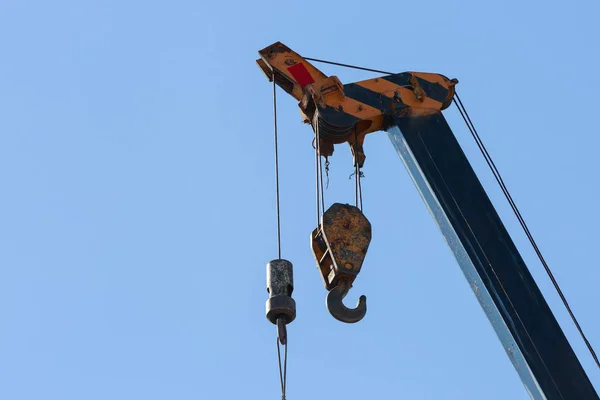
[311,203,371,324]
[326,279,366,323]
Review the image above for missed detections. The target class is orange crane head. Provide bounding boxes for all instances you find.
[257,42,457,167]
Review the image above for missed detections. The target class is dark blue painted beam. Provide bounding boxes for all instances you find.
[387,112,598,400]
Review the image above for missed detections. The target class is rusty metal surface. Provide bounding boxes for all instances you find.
[311,203,371,290]
[324,203,371,286]
[311,203,371,323]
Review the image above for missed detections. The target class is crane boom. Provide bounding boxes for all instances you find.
[257,42,599,399]
[388,113,597,399]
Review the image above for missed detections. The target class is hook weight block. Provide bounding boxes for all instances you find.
[266,259,296,325]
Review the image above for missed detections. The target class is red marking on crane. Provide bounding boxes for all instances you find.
[288,63,315,88]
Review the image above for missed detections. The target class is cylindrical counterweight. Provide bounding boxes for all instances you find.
[266,259,296,324]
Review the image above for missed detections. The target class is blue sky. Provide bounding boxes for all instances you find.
[1,1,599,399]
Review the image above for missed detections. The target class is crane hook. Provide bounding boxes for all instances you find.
[326,279,367,323]
[311,203,371,323]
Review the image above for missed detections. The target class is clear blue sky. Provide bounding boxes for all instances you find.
[1,1,599,399]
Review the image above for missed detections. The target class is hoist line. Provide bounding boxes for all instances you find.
[353,129,363,211]
[315,120,325,224]
[276,337,288,400]
[355,164,359,209]
[319,153,326,218]
[304,55,599,368]
[358,169,363,211]
[453,93,600,369]
[272,75,289,400]
[315,138,321,225]
[272,75,282,259]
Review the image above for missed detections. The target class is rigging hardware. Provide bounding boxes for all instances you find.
[258,41,599,399]
[311,203,371,323]
[265,75,294,400]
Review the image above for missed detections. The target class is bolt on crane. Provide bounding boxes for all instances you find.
[259,42,599,400]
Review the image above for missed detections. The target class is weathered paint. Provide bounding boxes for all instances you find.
[256,42,456,161]
[387,114,598,400]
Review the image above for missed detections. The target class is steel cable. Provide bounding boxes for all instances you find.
[276,337,288,400]
[304,55,599,368]
[453,93,600,369]
[272,76,289,400]
[272,76,282,259]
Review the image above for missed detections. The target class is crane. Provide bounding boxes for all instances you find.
[258,42,598,400]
